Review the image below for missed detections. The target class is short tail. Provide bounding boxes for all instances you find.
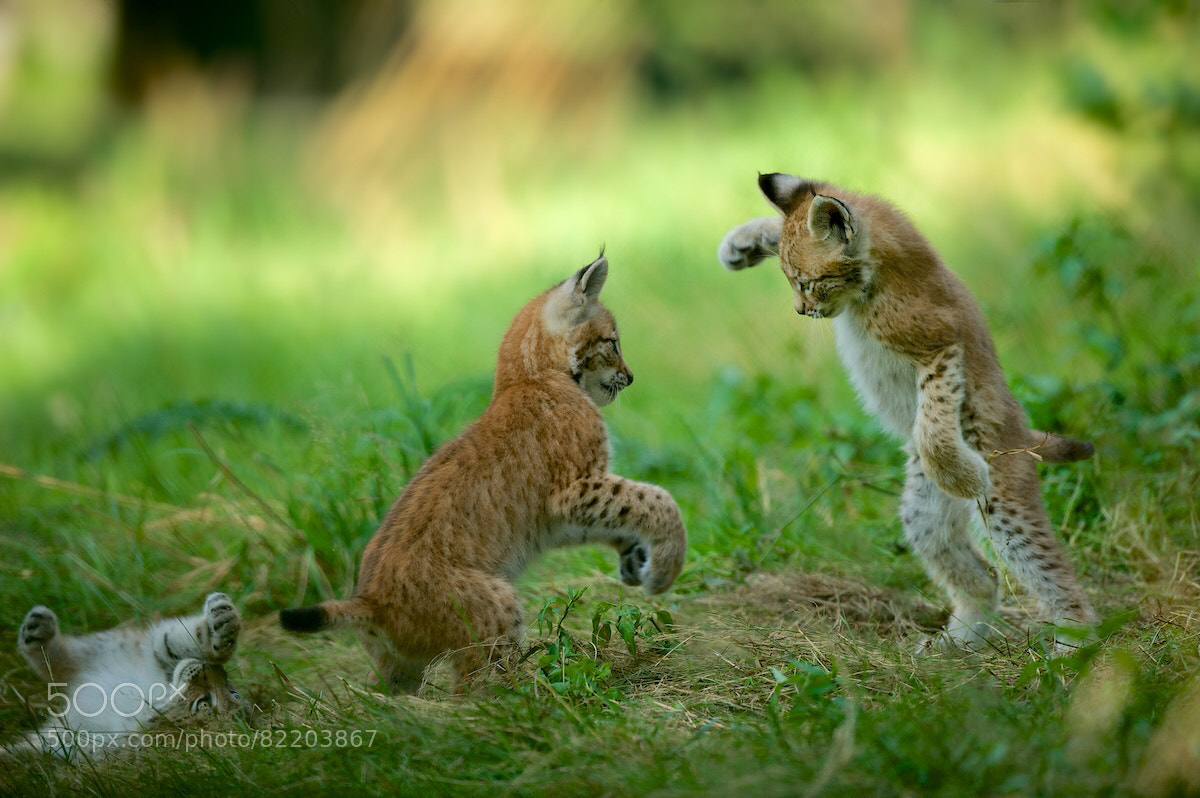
[1029,430,1095,464]
[279,598,373,633]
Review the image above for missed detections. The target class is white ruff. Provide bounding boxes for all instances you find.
[833,311,917,439]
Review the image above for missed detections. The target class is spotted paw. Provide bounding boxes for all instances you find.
[203,593,241,662]
[19,606,59,650]
[618,541,648,586]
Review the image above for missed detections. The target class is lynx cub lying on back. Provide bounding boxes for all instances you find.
[6,592,242,757]
[281,255,688,691]
[719,175,1096,650]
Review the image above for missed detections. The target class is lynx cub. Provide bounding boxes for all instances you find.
[6,592,242,757]
[281,255,688,691]
[719,174,1096,650]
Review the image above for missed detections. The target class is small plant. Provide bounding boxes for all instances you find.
[1011,610,1138,696]
[522,588,621,706]
[768,660,843,724]
[518,590,677,707]
[590,600,675,658]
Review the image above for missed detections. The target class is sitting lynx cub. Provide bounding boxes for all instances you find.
[719,175,1096,650]
[6,592,242,757]
[281,255,688,691]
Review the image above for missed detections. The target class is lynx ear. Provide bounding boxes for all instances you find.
[807,195,856,247]
[569,254,608,307]
[547,254,608,328]
[759,173,816,215]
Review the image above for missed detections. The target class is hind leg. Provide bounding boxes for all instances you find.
[443,572,523,692]
[358,629,430,694]
[982,454,1095,641]
[902,455,1001,652]
[363,570,522,694]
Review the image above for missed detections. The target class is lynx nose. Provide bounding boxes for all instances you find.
[621,366,634,387]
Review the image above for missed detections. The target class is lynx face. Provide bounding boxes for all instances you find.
[172,661,245,717]
[754,174,874,320]
[780,195,874,319]
[569,308,633,407]
[781,258,870,320]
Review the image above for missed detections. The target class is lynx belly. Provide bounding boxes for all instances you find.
[833,312,917,439]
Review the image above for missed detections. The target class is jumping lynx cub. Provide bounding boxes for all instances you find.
[719,174,1096,650]
[281,255,688,691]
[6,592,242,757]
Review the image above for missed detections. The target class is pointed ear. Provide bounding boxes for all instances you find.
[758,173,816,215]
[547,255,608,328]
[807,195,856,248]
[569,254,608,307]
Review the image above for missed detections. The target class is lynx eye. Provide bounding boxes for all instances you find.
[191,695,213,713]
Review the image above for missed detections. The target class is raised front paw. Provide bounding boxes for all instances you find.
[19,606,59,650]
[203,593,241,662]
[618,540,648,587]
[718,217,782,271]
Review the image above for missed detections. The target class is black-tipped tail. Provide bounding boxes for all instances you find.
[280,605,329,633]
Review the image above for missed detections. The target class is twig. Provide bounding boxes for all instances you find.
[987,432,1050,462]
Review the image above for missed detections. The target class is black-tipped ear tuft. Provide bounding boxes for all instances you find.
[573,254,608,306]
[759,173,818,215]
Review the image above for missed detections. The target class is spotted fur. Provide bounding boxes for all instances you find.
[719,175,1096,650]
[5,592,243,758]
[280,256,688,692]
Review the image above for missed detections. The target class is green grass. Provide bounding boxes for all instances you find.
[2,4,1199,796]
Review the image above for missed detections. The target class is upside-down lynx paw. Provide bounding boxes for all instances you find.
[203,593,241,662]
[718,217,783,271]
[618,541,648,587]
[19,607,59,650]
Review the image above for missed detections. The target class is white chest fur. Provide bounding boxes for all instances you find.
[833,312,918,439]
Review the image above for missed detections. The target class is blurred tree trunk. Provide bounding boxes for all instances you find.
[109,0,414,105]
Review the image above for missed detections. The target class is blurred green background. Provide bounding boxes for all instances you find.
[0,1,1198,793]
[2,0,1195,440]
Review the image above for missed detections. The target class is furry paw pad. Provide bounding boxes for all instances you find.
[20,607,58,648]
[618,541,649,586]
[203,593,241,661]
[718,217,782,271]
